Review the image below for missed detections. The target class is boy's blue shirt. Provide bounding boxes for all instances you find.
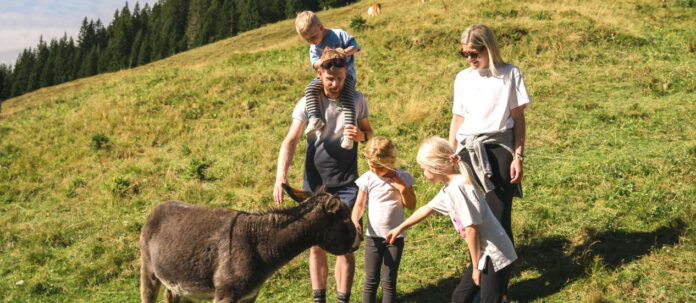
[309,28,360,80]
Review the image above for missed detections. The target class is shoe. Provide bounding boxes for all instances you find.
[305,117,325,136]
[340,137,354,150]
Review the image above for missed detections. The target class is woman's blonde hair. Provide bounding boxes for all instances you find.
[365,137,397,171]
[461,24,506,76]
[417,137,482,192]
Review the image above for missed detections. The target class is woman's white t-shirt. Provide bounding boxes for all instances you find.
[453,64,531,142]
[427,175,517,272]
[355,169,416,238]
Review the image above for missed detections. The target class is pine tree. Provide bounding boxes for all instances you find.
[285,0,303,18]
[0,63,10,101]
[237,0,260,32]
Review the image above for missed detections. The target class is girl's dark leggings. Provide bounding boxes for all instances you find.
[451,257,511,303]
[362,236,404,303]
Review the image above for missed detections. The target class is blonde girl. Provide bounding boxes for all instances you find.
[385,137,516,303]
[351,137,416,303]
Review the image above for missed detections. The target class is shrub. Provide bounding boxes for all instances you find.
[188,158,213,181]
[90,133,110,151]
[350,15,367,32]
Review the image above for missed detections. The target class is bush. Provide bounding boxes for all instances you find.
[90,133,110,151]
[350,15,367,32]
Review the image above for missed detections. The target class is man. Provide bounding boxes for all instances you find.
[273,48,373,303]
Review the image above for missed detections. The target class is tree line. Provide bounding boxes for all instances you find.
[0,0,352,101]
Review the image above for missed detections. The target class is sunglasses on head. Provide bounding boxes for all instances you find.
[459,49,481,59]
[320,58,347,69]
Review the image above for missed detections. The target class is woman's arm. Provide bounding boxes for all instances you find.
[385,205,435,244]
[465,224,482,286]
[510,105,526,184]
[449,114,465,150]
[351,190,367,234]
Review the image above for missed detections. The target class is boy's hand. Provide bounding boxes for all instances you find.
[473,268,481,286]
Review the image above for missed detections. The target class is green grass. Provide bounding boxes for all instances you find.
[1,0,695,302]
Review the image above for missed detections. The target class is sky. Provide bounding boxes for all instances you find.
[0,0,158,66]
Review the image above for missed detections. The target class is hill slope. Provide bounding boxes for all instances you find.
[1,0,695,301]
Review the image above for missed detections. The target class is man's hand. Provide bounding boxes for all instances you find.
[353,220,362,235]
[273,179,287,204]
[343,125,365,142]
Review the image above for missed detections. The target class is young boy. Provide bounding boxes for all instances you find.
[295,11,360,149]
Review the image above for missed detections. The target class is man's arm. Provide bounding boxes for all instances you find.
[273,119,306,204]
[449,114,464,149]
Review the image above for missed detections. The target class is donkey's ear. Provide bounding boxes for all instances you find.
[282,183,311,202]
[325,196,343,214]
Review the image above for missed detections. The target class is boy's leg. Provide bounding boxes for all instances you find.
[339,76,357,149]
[310,246,329,303]
[380,237,404,303]
[362,237,384,303]
[305,77,325,135]
[451,264,479,303]
[478,258,510,303]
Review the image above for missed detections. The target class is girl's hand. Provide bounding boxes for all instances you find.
[389,174,407,192]
[472,268,481,286]
[510,158,523,184]
[385,229,400,244]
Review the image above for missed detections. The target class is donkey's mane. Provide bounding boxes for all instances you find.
[254,190,332,227]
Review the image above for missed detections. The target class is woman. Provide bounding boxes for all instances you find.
[448,23,530,249]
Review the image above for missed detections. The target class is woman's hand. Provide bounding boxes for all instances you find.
[510,158,523,184]
[472,268,481,286]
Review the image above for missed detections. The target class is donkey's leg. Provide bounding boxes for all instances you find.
[140,263,161,303]
[164,288,181,303]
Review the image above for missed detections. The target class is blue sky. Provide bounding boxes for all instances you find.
[0,0,158,66]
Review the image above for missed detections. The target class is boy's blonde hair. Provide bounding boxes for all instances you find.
[461,24,506,76]
[417,137,482,192]
[295,11,322,35]
[365,137,397,171]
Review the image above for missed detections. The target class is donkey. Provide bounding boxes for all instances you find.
[139,184,362,303]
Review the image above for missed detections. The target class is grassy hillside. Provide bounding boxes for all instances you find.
[1,0,695,302]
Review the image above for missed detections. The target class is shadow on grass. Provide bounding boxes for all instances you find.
[398,219,686,303]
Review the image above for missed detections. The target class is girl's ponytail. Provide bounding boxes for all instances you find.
[418,137,483,193]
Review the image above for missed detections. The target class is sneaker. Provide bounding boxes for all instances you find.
[305,117,325,136]
[340,137,354,150]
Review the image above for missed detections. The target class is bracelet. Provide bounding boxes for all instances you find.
[363,131,369,143]
[514,152,524,161]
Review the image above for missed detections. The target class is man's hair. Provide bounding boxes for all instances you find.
[461,24,506,76]
[319,48,347,71]
[295,11,322,35]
